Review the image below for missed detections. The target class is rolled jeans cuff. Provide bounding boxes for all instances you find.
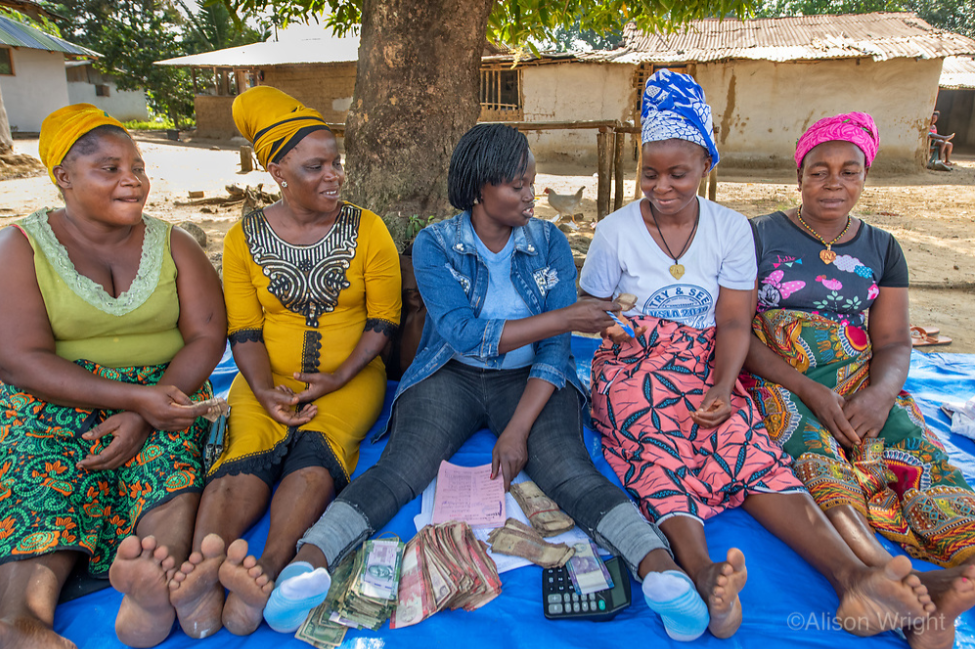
[296,500,372,567]
[594,501,672,581]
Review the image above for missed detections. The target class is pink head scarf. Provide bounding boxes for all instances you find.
[794,112,879,169]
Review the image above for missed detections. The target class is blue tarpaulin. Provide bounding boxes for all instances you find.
[54,338,975,648]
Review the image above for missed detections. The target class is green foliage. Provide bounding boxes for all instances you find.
[406,214,438,241]
[542,18,624,53]
[755,0,974,39]
[0,6,62,36]
[219,0,757,47]
[121,116,196,130]
[42,1,268,129]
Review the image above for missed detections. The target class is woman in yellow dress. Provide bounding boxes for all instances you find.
[167,86,401,638]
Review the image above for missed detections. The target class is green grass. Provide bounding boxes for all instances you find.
[122,118,197,131]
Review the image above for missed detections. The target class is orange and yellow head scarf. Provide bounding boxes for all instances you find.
[232,86,331,170]
[38,103,128,185]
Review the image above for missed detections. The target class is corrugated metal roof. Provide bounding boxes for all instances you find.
[155,34,361,68]
[941,55,975,89]
[581,12,975,64]
[0,14,98,56]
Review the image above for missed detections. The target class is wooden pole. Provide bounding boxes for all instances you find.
[596,128,612,220]
[698,176,708,197]
[708,167,717,201]
[240,146,254,173]
[613,131,625,212]
[634,138,643,201]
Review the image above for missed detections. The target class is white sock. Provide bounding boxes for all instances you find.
[279,565,332,600]
[643,570,693,602]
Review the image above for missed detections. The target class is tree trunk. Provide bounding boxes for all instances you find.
[344,0,494,247]
[0,82,13,155]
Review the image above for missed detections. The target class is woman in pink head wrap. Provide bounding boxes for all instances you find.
[743,113,975,648]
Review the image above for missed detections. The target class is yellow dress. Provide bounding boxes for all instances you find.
[213,203,401,488]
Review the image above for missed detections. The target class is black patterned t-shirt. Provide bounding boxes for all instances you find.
[751,211,909,328]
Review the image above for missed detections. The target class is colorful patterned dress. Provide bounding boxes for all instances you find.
[743,211,975,567]
[582,200,803,525]
[214,204,400,491]
[0,209,213,576]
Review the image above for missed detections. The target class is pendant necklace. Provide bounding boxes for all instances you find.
[796,204,851,264]
[650,201,699,280]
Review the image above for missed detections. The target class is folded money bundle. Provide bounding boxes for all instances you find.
[487,518,575,569]
[296,538,404,648]
[509,480,575,537]
[390,522,502,629]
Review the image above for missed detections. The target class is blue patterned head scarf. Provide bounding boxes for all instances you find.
[641,69,720,171]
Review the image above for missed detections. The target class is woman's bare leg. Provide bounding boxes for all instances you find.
[112,492,199,647]
[169,473,269,637]
[0,552,79,649]
[220,467,334,635]
[742,492,933,635]
[659,516,748,638]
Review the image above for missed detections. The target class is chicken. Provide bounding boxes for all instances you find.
[544,187,585,229]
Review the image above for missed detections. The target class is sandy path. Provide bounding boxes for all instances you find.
[3,134,972,351]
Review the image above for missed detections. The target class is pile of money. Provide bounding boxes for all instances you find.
[566,540,614,595]
[509,481,575,537]
[487,518,575,569]
[296,538,404,648]
[390,522,502,629]
[616,292,638,311]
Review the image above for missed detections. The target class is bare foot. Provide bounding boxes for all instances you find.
[693,548,747,638]
[908,564,975,649]
[836,555,935,637]
[169,533,227,639]
[218,539,274,636]
[0,616,78,649]
[109,535,178,648]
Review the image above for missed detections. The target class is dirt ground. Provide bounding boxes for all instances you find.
[3,132,973,351]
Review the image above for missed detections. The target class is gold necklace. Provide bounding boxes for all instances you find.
[796,204,851,265]
[649,200,699,279]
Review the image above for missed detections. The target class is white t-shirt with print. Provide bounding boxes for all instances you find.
[579,198,756,330]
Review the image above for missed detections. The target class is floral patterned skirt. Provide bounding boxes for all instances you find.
[0,361,211,576]
[741,309,975,567]
[591,316,804,524]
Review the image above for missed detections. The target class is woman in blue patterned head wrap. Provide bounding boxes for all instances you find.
[579,69,934,641]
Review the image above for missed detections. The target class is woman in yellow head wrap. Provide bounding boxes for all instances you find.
[0,103,227,647]
[167,86,401,637]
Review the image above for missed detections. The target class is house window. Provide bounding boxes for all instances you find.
[479,66,522,121]
[95,84,110,97]
[0,48,13,76]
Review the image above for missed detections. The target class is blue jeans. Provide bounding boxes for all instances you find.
[298,361,670,578]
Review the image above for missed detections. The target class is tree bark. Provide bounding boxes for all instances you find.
[344,0,494,247]
[0,82,13,155]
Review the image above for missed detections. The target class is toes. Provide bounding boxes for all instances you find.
[117,535,143,560]
[885,555,913,581]
[200,533,226,558]
[141,535,158,553]
[226,539,249,564]
[247,565,264,579]
[242,555,257,570]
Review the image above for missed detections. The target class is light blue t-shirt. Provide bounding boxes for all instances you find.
[453,227,536,369]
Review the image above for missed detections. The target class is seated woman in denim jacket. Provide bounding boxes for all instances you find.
[259,123,702,635]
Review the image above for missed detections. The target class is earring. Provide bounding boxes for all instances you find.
[281,181,288,188]
[473,198,479,204]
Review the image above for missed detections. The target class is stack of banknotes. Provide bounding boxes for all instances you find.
[487,518,575,569]
[509,480,575,537]
[296,537,404,647]
[390,521,503,628]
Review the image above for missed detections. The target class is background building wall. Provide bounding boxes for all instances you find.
[0,48,69,132]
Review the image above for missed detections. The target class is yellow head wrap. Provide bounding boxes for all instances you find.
[38,103,128,185]
[232,86,331,170]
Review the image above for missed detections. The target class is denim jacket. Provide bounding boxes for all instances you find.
[374,211,587,440]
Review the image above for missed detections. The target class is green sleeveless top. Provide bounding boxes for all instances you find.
[17,208,185,368]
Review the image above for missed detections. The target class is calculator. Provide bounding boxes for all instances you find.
[542,556,631,621]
